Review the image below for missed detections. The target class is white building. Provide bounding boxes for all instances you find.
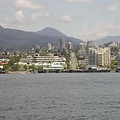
[118,48,120,63]
[67,42,73,50]
[47,43,52,51]
[19,53,66,69]
[28,53,61,65]
[79,43,85,51]
[88,47,111,67]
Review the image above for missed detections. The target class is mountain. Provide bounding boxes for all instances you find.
[36,27,67,37]
[95,36,120,45]
[0,26,84,51]
[36,27,84,45]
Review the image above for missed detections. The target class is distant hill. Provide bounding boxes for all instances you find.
[95,36,120,45]
[0,26,84,51]
[36,27,67,37]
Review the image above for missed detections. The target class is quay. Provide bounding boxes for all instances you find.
[38,69,111,73]
[63,69,111,73]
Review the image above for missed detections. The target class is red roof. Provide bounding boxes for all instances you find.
[0,62,8,65]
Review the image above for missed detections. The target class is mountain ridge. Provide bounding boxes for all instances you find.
[0,26,84,51]
[36,27,67,37]
[95,36,120,45]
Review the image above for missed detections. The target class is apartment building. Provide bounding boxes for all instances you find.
[118,48,120,63]
[88,47,111,67]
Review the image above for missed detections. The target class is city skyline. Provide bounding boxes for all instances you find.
[0,0,120,41]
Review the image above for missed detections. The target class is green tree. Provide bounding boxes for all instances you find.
[14,64,20,71]
[3,65,9,71]
[78,64,86,69]
[24,64,28,71]
[29,64,36,71]
[66,62,70,69]
[8,57,15,67]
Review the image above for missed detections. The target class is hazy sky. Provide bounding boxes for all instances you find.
[0,0,120,41]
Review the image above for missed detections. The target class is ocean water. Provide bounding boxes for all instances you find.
[0,73,120,120]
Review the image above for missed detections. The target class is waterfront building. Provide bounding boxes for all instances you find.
[118,48,120,64]
[59,38,66,50]
[88,47,111,67]
[28,53,61,65]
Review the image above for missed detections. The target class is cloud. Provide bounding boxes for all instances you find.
[31,13,50,21]
[63,0,93,3]
[81,30,108,41]
[4,10,25,29]
[107,24,120,30]
[107,4,119,12]
[13,10,25,22]
[60,15,75,22]
[97,32,108,38]
[14,0,45,10]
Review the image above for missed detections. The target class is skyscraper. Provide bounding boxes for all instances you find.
[59,38,65,50]
[67,42,73,50]
[79,43,85,51]
[47,43,52,51]
[86,41,95,55]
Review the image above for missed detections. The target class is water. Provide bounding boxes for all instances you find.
[0,73,120,120]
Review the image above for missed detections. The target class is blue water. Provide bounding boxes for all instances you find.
[0,73,120,120]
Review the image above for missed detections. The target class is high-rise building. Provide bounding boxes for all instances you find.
[35,45,40,53]
[88,47,111,67]
[86,41,95,55]
[59,38,66,50]
[67,42,73,50]
[79,43,85,51]
[47,43,52,51]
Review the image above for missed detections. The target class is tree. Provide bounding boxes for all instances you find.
[8,57,15,67]
[66,62,70,69]
[13,64,20,71]
[3,65,9,71]
[24,64,28,71]
[29,64,36,72]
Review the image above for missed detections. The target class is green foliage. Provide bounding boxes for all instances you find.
[66,62,70,69]
[110,60,118,69]
[3,65,9,71]
[8,57,15,66]
[78,64,86,69]
[13,64,20,71]
[29,64,36,70]
[7,56,21,71]
[37,66,43,70]
[23,65,28,71]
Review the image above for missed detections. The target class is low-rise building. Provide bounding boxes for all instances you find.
[19,53,66,70]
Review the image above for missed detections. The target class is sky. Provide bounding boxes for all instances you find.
[0,0,120,41]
